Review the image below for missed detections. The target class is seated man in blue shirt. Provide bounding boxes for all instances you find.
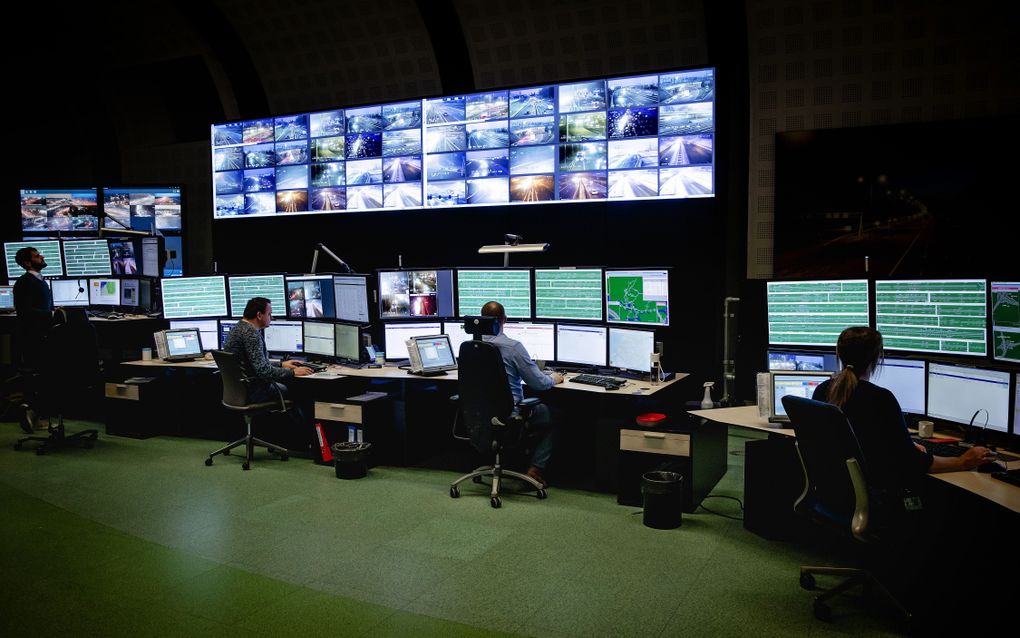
[223,297,312,404]
[480,301,563,487]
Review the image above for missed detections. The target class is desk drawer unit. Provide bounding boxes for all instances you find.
[314,401,363,425]
[619,429,690,456]
[105,383,140,401]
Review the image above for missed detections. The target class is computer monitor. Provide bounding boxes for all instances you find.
[442,321,473,355]
[140,237,161,277]
[102,186,182,232]
[609,327,655,372]
[109,239,140,275]
[286,275,336,319]
[302,321,335,357]
[334,323,361,361]
[120,279,140,307]
[4,240,63,278]
[62,239,111,276]
[769,372,833,422]
[408,334,458,373]
[334,275,371,323]
[227,274,286,317]
[766,279,869,347]
[604,269,669,325]
[163,235,183,277]
[20,188,98,232]
[534,268,603,320]
[1015,373,1020,435]
[163,328,203,361]
[0,285,13,310]
[503,322,555,361]
[169,319,219,351]
[378,269,455,318]
[160,276,228,319]
[456,269,532,318]
[875,279,987,356]
[556,324,607,366]
[991,281,1020,364]
[766,349,840,372]
[384,322,442,360]
[50,278,90,307]
[926,363,1010,433]
[264,319,303,353]
[871,358,926,415]
[218,320,233,349]
[138,279,153,312]
[88,278,121,306]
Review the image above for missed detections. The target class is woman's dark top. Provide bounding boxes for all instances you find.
[813,379,933,493]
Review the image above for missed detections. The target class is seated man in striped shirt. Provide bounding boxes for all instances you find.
[223,297,312,404]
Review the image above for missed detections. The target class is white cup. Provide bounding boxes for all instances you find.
[917,420,934,439]
[141,347,152,361]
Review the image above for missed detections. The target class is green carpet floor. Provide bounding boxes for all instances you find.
[0,421,904,637]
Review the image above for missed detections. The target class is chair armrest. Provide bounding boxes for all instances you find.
[514,396,542,423]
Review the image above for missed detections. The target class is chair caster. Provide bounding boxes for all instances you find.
[536,489,547,500]
[472,476,483,484]
[450,486,460,498]
[242,462,250,471]
[205,458,213,466]
[490,496,501,508]
[799,573,816,590]
[813,600,832,621]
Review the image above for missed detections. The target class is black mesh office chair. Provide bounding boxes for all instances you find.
[449,339,546,508]
[781,395,912,624]
[15,308,99,454]
[206,350,290,470]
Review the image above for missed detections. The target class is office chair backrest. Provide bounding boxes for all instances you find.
[44,307,100,382]
[782,395,871,539]
[211,350,249,409]
[457,340,515,453]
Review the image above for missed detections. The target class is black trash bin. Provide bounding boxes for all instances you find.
[641,471,683,529]
[332,442,371,479]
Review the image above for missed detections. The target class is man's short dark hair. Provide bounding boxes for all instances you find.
[481,301,506,323]
[243,297,272,319]
[15,247,37,269]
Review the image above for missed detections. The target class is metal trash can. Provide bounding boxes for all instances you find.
[641,471,683,529]
[332,442,371,479]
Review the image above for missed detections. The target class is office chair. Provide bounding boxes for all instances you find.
[449,339,547,508]
[15,308,100,454]
[206,350,291,470]
[781,395,912,624]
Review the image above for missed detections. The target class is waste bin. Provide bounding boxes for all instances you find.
[332,442,372,479]
[641,471,683,529]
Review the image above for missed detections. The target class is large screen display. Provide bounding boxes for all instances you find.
[211,68,715,219]
[766,279,870,347]
[21,188,99,232]
[875,280,987,356]
[103,186,182,232]
[991,281,1020,363]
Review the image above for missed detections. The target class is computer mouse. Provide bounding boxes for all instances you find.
[605,384,621,391]
[977,461,1005,473]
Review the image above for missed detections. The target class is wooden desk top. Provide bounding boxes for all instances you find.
[689,406,1020,514]
[123,358,218,369]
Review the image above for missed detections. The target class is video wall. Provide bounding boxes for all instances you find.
[211,67,715,219]
[20,189,99,232]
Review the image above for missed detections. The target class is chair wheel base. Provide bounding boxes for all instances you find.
[490,496,501,508]
[450,486,460,498]
[800,573,816,590]
[205,458,213,466]
[536,489,547,500]
[242,462,250,471]
[222,449,230,455]
[472,476,483,484]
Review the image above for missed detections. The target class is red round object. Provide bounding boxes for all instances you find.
[635,412,667,426]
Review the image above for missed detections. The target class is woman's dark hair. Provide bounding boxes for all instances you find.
[243,297,272,319]
[826,327,884,409]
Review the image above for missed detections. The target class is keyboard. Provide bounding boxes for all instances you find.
[571,373,623,388]
[991,469,1020,488]
[89,310,122,319]
[296,361,327,372]
[913,438,969,457]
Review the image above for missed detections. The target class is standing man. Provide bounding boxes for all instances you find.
[480,301,564,487]
[13,246,55,432]
[223,297,312,404]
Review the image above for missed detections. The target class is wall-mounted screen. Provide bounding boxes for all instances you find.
[285,275,335,319]
[227,274,286,318]
[211,68,715,219]
[160,276,228,319]
[4,241,64,279]
[62,239,111,277]
[378,269,454,318]
[875,279,987,356]
[604,269,669,326]
[21,188,98,232]
[991,281,1020,364]
[766,279,869,347]
[334,275,371,323]
[102,186,182,231]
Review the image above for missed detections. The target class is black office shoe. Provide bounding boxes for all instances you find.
[18,405,36,434]
[526,465,548,488]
